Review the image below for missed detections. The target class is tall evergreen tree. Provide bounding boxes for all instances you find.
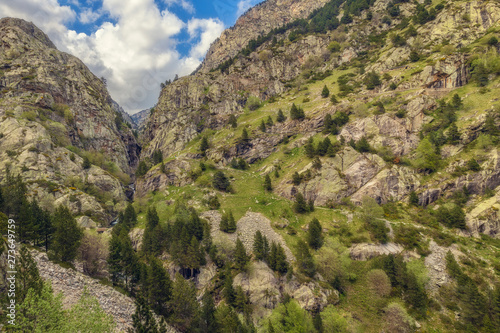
[223,266,235,305]
[321,85,330,98]
[200,136,209,156]
[130,297,161,333]
[170,274,200,331]
[274,243,289,274]
[259,120,267,132]
[447,122,460,144]
[234,238,249,271]
[220,212,229,232]
[148,257,172,316]
[264,174,273,192]
[276,109,286,123]
[266,115,274,127]
[227,211,237,233]
[296,240,316,277]
[308,218,323,250]
[200,292,218,333]
[305,137,316,158]
[293,193,309,213]
[123,203,137,228]
[143,207,161,255]
[253,231,265,261]
[16,246,44,304]
[51,206,83,262]
[228,114,238,128]
[213,171,231,192]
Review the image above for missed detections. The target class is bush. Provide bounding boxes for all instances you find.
[82,156,91,169]
[246,96,261,111]
[363,71,381,90]
[135,160,149,177]
[409,50,420,62]
[487,36,498,46]
[328,41,341,53]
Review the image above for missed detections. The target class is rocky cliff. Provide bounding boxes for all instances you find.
[0,18,140,223]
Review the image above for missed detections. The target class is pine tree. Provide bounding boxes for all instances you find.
[323,114,333,134]
[308,218,323,250]
[292,172,302,186]
[356,136,371,152]
[321,85,330,98]
[290,103,305,120]
[16,246,44,304]
[200,137,209,156]
[266,116,274,127]
[276,109,286,123]
[253,231,265,260]
[51,206,83,262]
[447,122,460,144]
[330,94,339,104]
[227,211,237,233]
[170,273,200,331]
[200,292,218,332]
[223,266,235,305]
[234,238,249,271]
[259,120,267,132]
[228,114,238,128]
[131,297,161,333]
[293,193,308,213]
[148,257,172,316]
[264,174,272,192]
[308,198,315,212]
[220,212,229,232]
[274,244,288,274]
[123,203,137,228]
[143,207,160,255]
[213,171,230,192]
[305,137,316,158]
[409,191,419,206]
[241,128,250,142]
[451,93,462,109]
[296,240,316,277]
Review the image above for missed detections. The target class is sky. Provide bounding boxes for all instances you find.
[0,0,264,113]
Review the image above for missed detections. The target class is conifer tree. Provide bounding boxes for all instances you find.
[305,137,316,158]
[123,203,137,228]
[213,171,230,192]
[228,114,238,128]
[447,122,460,144]
[293,193,308,213]
[200,292,218,332]
[296,240,316,277]
[82,156,91,169]
[266,115,274,127]
[268,242,277,270]
[148,257,172,316]
[276,109,286,123]
[312,157,322,169]
[16,246,44,304]
[259,120,267,132]
[234,238,249,271]
[170,273,200,331]
[321,85,330,98]
[274,243,288,274]
[143,207,161,255]
[264,174,272,192]
[131,297,161,333]
[220,212,229,232]
[308,218,323,250]
[200,136,209,156]
[409,191,419,206]
[51,206,83,262]
[227,211,237,233]
[241,128,250,142]
[223,266,235,305]
[253,231,265,260]
[292,172,302,186]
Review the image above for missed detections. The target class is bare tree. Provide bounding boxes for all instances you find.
[78,232,109,278]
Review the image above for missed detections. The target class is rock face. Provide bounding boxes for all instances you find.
[349,242,404,261]
[200,0,331,72]
[0,18,139,221]
[424,241,462,295]
[201,210,295,262]
[32,250,135,332]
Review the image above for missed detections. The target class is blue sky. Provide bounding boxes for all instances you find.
[0,0,264,113]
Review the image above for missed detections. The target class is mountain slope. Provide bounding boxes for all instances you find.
[0,17,140,223]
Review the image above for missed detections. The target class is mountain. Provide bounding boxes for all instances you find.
[0,17,140,223]
[132,0,500,331]
[130,108,151,130]
[2,0,500,332]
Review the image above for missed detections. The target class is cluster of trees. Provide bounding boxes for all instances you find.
[374,254,429,317]
[446,251,500,330]
[0,171,83,263]
[305,136,340,158]
[229,158,249,170]
[253,231,289,274]
[290,103,305,120]
[323,112,349,135]
[434,205,466,229]
[213,171,231,192]
[220,210,237,233]
[259,116,274,132]
[293,193,315,214]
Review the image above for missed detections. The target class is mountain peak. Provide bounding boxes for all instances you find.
[0,17,56,49]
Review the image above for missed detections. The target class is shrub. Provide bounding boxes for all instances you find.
[487,36,498,46]
[390,82,398,90]
[409,50,420,62]
[363,71,381,90]
[246,96,261,111]
[328,41,341,53]
[82,156,91,169]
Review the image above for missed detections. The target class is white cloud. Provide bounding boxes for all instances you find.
[79,7,102,24]
[187,18,224,60]
[163,0,195,14]
[0,0,227,113]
